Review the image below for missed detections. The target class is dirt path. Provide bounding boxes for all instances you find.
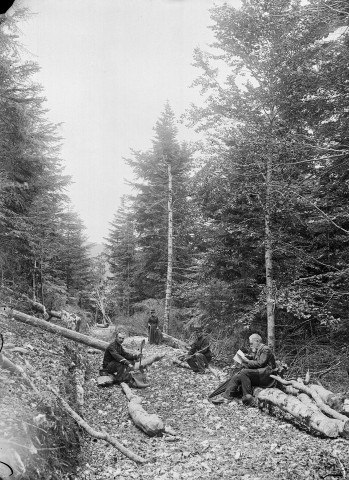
[76,341,349,480]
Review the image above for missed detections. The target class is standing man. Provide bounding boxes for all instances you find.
[147,309,160,345]
[211,333,275,405]
[186,323,212,373]
[101,331,147,388]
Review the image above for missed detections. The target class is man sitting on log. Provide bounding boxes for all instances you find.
[101,331,148,388]
[211,333,276,406]
[183,323,212,373]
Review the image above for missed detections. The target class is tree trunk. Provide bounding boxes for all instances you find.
[254,387,349,438]
[265,154,275,349]
[4,308,164,370]
[163,161,173,335]
[40,255,44,306]
[32,258,37,301]
[120,382,164,436]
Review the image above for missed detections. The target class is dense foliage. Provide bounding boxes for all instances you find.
[0,12,93,308]
[105,0,349,352]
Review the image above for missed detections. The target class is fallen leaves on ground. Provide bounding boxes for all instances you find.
[76,341,349,480]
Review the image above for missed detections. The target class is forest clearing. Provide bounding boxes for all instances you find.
[1,309,349,480]
[2,0,349,478]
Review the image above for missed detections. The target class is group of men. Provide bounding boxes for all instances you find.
[101,311,276,405]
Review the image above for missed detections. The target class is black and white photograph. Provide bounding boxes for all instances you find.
[1,1,349,479]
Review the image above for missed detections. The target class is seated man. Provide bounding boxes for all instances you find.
[212,333,276,405]
[185,324,212,373]
[101,331,147,388]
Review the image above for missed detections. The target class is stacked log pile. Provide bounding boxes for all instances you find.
[254,375,349,439]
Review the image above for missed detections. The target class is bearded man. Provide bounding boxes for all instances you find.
[211,333,276,406]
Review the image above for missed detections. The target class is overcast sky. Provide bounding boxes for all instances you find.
[15,0,240,244]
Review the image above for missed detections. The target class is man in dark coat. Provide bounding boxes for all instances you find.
[147,310,160,345]
[102,331,142,385]
[212,333,275,405]
[185,324,212,373]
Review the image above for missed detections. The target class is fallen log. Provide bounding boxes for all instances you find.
[4,309,164,370]
[172,358,191,369]
[120,382,164,437]
[254,387,349,438]
[3,308,108,350]
[134,354,165,370]
[297,393,349,438]
[161,333,189,350]
[271,375,349,427]
[309,384,348,415]
[47,385,147,463]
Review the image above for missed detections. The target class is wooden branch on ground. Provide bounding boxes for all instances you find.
[134,354,165,370]
[161,333,189,350]
[173,358,220,379]
[254,387,349,438]
[172,358,190,369]
[47,385,147,463]
[0,353,39,393]
[120,382,164,437]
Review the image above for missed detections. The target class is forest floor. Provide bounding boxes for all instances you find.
[1,316,349,480]
[76,339,349,480]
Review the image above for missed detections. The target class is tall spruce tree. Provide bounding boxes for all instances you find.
[105,196,137,316]
[187,0,347,346]
[125,104,193,325]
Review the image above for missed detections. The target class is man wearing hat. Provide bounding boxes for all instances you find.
[147,309,160,345]
[101,330,148,388]
[185,323,212,373]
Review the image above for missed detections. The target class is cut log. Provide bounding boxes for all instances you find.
[161,333,189,350]
[297,393,349,438]
[172,358,191,369]
[271,375,349,427]
[309,384,347,415]
[47,385,147,463]
[120,382,164,437]
[254,387,347,438]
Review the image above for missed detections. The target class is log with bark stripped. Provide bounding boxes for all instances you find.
[120,382,164,436]
[271,375,349,424]
[254,387,349,438]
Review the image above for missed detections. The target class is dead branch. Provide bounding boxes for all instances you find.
[0,352,39,393]
[47,385,147,463]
